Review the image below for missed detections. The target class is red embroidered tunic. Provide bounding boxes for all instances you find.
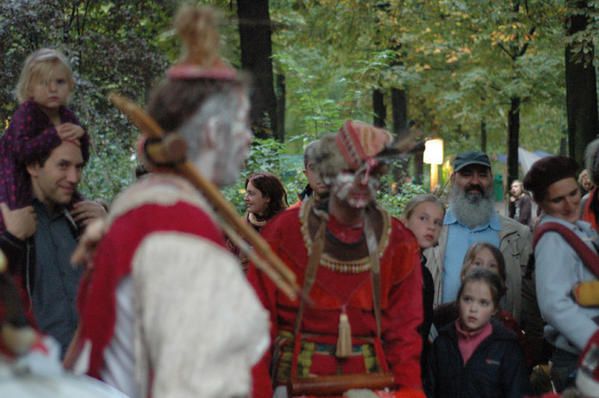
[248,202,424,396]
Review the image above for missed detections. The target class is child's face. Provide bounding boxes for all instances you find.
[458,280,497,332]
[30,66,71,112]
[464,247,500,275]
[406,202,444,249]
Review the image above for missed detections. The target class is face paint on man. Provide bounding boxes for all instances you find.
[332,171,380,208]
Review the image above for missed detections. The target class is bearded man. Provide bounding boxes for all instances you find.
[424,151,532,323]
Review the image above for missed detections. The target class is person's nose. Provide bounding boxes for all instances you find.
[66,167,81,184]
[48,80,57,92]
[565,196,578,211]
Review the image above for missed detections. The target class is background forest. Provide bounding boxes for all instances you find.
[1,0,598,214]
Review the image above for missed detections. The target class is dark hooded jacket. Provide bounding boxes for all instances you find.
[425,319,530,398]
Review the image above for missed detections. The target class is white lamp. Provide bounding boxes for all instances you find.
[423,138,444,192]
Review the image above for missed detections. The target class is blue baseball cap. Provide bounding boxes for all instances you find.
[453,151,491,172]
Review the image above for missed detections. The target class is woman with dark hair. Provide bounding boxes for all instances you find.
[244,172,288,232]
[523,155,599,392]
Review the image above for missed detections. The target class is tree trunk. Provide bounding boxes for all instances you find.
[480,119,487,153]
[237,0,278,140]
[565,0,599,163]
[414,149,424,185]
[276,73,286,141]
[391,88,408,136]
[372,89,386,128]
[507,97,520,188]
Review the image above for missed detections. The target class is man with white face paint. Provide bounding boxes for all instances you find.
[248,121,425,397]
[424,151,532,324]
[69,6,268,398]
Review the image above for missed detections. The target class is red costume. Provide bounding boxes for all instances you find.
[248,197,423,396]
[74,175,269,398]
[582,187,599,232]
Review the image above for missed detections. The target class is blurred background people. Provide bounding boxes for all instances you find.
[509,179,533,229]
[578,169,594,197]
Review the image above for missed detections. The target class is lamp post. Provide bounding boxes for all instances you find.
[423,138,444,192]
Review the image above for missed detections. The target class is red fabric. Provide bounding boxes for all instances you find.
[76,201,224,378]
[247,206,423,394]
[582,188,599,232]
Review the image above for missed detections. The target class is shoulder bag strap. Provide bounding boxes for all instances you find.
[533,222,599,278]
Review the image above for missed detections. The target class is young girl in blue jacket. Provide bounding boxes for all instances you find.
[425,268,530,398]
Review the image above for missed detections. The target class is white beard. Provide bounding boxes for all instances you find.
[450,184,495,228]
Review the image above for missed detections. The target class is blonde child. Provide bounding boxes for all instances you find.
[402,194,445,375]
[460,242,507,290]
[0,48,89,232]
[426,268,530,397]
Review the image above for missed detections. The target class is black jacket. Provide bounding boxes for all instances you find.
[425,319,530,398]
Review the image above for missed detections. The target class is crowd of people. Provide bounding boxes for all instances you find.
[0,4,598,398]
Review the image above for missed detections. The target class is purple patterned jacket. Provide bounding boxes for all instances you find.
[0,100,89,232]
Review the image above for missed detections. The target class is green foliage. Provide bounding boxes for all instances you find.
[271,0,569,166]
[377,180,428,218]
[1,0,588,208]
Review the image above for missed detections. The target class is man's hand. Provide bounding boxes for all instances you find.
[71,218,107,270]
[56,123,84,143]
[71,200,107,228]
[0,203,36,240]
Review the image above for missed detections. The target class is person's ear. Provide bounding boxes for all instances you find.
[26,163,40,178]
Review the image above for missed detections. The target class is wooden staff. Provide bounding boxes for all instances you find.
[109,93,298,300]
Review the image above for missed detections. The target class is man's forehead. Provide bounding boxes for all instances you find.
[456,164,491,175]
[47,141,84,163]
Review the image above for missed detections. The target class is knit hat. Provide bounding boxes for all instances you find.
[315,121,393,180]
[523,156,579,202]
[336,120,393,171]
[576,331,599,397]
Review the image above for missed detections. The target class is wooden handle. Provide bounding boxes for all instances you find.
[108,93,298,300]
[289,373,395,396]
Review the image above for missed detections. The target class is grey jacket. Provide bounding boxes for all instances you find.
[423,214,532,322]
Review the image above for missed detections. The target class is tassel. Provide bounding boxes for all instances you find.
[336,311,352,358]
